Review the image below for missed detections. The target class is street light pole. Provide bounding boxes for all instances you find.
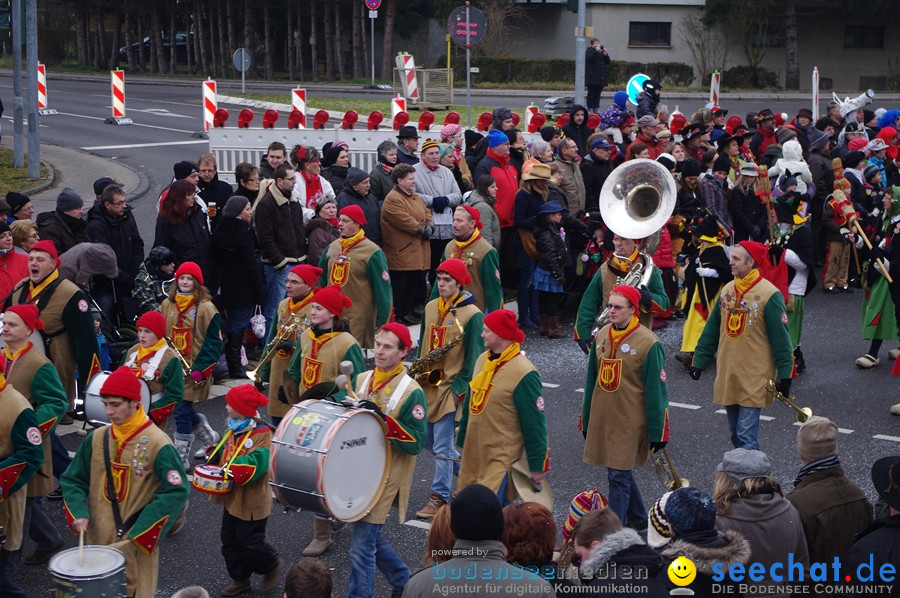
[25,0,40,179]
[573,0,586,106]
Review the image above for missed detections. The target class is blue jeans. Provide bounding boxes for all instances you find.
[607,468,647,527]
[224,304,254,335]
[426,412,459,502]
[496,473,512,507]
[174,400,201,435]
[50,431,72,479]
[347,521,409,598]
[23,496,62,553]
[262,265,289,339]
[0,547,26,598]
[725,404,761,450]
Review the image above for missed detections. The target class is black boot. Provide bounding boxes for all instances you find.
[794,347,806,373]
[226,331,246,378]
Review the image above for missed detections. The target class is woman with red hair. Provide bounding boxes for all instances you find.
[501,502,572,593]
[154,179,210,272]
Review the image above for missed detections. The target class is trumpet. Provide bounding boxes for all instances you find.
[165,336,205,388]
[246,313,311,382]
[650,447,689,491]
[407,309,465,387]
[766,380,812,422]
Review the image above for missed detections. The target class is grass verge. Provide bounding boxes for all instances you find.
[0,147,50,195]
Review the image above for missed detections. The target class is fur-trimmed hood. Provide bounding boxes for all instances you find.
[659,529,751,575]
[581,528,663,577]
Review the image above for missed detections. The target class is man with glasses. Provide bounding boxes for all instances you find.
[581,284,670,530]
[254,163,307,337]
[85,184,144,318]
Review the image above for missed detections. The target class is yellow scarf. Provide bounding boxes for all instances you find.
[607,316,639,357]
[368,362,405,408]
[174,292,196,314]
[3,343,28,363]
[136,337,167,362]
[452,228,481,255]
[290,292,313,313]
[436,293,463,324]
[112,405,149,452]
[339,228,365,251]
[734,268,761,297]
[468,342,520,413]
[612,248,639,272]
[28,269,59,299]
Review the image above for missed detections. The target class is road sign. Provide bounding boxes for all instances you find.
[448,6,486,48]
[365,0,381,10]
[233,48,251,73]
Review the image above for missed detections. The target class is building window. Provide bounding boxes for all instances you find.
[844,26,883,49]
[628,22,671,47]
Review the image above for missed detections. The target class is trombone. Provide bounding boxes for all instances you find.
[246,313,310,382]
[766,380,813,422]
[651,447,689,491]
[164,336,204,388]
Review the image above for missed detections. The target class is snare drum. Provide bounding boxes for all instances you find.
[84,371,152,425]
[191,463,233,495]
[270,399,389,522]
[49,545,126,598]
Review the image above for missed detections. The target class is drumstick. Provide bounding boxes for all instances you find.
[339,361,361,402]
[78,527,84,566]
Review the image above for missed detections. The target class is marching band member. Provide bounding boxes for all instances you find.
[348,323,427,598]
[286,284,365,557]
[581,285,670,529]
[60,366,189,598]
[690,241,794,450]
[674,214,732,367]
[317,205,392,349]
[433,205,502,313]
[1,305,68,567]
[574,234,669,354]
[121,310,184,428]
[160,261,224,470]
[211,385,282,597]
[414,258,484,519]
[0,363,44,598]
[456,309,549,505]
[258,264,319,426]
[5,240,100,423]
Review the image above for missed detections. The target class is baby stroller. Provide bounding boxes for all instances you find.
[59,243,139,365]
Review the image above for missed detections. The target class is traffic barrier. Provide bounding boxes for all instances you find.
[391,95,406,119]
[367,111,384,130]
[511,113,520,127]
[37,63,47,109]
[288,109,305,129]
[342,110,359,130]
[313,110,330,130]
[395,52,419,101]
[238,108,254,128]
[587,113,601,129]
[214,108,229,127]
[418,111,435,131]
[393,111,409,130]
[444,112,461,126]
[709,71,721,106]
[477,112,492,131]
[527,112,546,133]
[292,88,307,128]
[557,113,570,128]
[263,109,279,129]
[203,78,217,132]
[111,70,125,118]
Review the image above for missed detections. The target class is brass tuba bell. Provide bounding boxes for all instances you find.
[599,158,677,240]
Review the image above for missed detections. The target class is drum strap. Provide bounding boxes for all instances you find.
[125,347,168,380]
[103,429,142,539]
[358,371,413,414]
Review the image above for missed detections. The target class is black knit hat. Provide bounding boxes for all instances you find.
[681,159,702,178]
[5,192,30,215]
[450,484,504,541]
[712,154,732,174]
[665,487,717,536]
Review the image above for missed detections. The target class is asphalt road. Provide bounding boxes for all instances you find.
[3,76,899,597]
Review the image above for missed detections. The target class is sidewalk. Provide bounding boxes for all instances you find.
[1,137,148,212]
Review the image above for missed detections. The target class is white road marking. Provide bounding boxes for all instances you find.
[128,107,194,118]
[404,519,431,530]
[542,382,559,389]
[82,140,209,151]
[874,434,900,443]
[792,422,854,434]
[669,401,701,410]
[575,388,584,393]
[713,408,773,421]
[55,110,195,133]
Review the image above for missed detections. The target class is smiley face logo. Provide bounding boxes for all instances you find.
[668,556,696,587]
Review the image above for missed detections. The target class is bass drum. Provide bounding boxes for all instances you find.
[49,545,126,597]
[84,371,152,425]
[270,399,389,522]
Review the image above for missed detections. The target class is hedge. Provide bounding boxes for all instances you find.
[721,66,779,89]
[440,56,694,87]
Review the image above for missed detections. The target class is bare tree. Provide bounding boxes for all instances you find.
[474,0,531,57]
[243,0,259,78]
[334,1,346,81]
[783,1,799,88]
[108,9,122,69]
[679,11,729,86]
[352,2,363,79]
[380,0,398,80]
[151,7,169,73]
[263,1,273,79]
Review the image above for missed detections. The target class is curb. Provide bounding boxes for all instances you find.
[21,145,151,202]
[20,157,56,196]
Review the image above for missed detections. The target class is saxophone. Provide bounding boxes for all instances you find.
[407,309,465,387]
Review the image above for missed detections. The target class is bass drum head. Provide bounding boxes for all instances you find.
[320,408,389,521]
[84,371,152,425]
[49,545,126,579]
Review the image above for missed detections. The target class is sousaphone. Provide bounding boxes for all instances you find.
[598,158,677,241]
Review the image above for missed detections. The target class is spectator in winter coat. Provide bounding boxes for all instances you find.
[467,175,501,249]
[768,139,814,195]
[636,79,661,119]
[581,137,614,213]
[369,140,398,202]
[700,155,734,231]
[585,39,610,114]
[196,153,234,232]
[555,138,586,215]
[258,141,287,180]
[749,109,778,160]
[305,197,340,268]
[291,146,336,223]
[626,115,663,160]
[36,187,89,256]
[561,104,594,158]
[153,180,210,272]
[337,167,382,245]
[320,144,350,192]
[730,163,767,242]
[396,125,420,165]
[233,162,261,204]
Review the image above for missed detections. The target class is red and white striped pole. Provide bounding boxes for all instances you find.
[37,63,47,109]
[111,70,125,118]
[391,95,406,119]
[709,70,720,106]
[395,53,419,102]
[203,78,217,132]
[292,88,307,128]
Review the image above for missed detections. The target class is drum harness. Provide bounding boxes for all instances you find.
[103,429,144,540]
